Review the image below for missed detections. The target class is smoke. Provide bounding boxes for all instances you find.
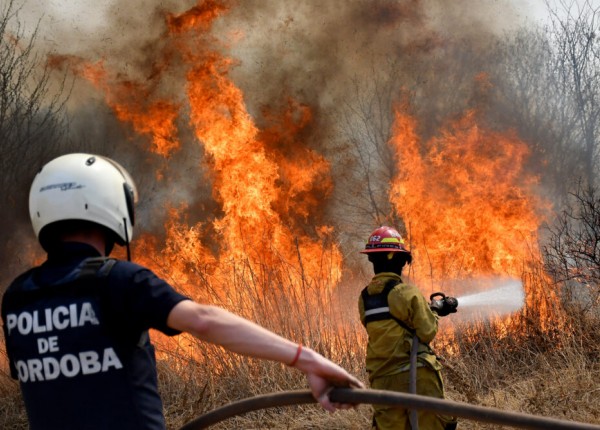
[26,0,531,116]
[3,0,539,281]
[216,0,524,115]
[28,0,527,141]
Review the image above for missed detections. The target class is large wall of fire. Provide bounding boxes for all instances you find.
[12,1,551,309]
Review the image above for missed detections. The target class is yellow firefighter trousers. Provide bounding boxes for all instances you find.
[370,366,457,430]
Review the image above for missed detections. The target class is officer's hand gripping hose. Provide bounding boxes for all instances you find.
[179,387,600,430]
[429,292,458,316]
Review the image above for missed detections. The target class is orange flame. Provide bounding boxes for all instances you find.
[388,101,555,326]
[166,0,229,34]
[48,56,180,158]
[44,1,561,349]
[58,1,343,312]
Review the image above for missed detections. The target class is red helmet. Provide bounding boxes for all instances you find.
[360,226,411,254]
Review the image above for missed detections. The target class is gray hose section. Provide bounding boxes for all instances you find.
[179,388,600,430]
[408,334,419,430]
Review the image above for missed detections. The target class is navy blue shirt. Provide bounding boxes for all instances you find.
[1,242,190,430]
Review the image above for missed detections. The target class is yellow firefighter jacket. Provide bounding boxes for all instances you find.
[358,272,442,381]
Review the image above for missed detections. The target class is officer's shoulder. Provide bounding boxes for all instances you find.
[4,268,38,293]
[101,258,155,278]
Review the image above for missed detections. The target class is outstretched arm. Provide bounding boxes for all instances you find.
[389,285,439,343]
[166,300,364,411]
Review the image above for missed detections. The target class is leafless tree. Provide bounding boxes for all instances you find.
[543,181,600,315]
[489,28,579,202]
[546,0,600,187]
[335,60,402,232]
[0,0,69,280]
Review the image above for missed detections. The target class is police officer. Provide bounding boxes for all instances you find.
[1,153,363,430]
[358,226,457,430]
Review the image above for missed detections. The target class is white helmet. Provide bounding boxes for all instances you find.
[29,153,138,248]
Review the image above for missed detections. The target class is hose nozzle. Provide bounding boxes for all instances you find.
[429,292,458,316]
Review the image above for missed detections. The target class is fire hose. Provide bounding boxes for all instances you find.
[179,387,600,430]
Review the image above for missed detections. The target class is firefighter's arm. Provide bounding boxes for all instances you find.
[167,300,364,411]
[410,292,439,343]
[388,285,438,343]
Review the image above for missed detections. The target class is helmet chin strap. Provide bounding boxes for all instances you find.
[123,217,132,262]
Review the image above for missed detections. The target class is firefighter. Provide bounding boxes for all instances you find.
[358,226,457,430]
[1,153,363,430]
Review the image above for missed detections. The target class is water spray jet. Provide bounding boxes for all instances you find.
[448,277,525,322]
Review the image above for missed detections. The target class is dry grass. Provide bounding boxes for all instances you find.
[440,319,600,429]
[1,258,599,429]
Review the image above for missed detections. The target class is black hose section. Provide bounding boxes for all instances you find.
[179,388,600,430]
[330,388,600,430]
[179,391,314,430]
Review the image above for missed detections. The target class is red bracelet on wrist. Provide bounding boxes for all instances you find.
[288,343,302,367]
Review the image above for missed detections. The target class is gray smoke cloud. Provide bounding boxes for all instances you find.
[4,0,539,281]
[24,0,531,114]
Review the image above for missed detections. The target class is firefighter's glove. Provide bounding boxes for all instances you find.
[429,292,458,317]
